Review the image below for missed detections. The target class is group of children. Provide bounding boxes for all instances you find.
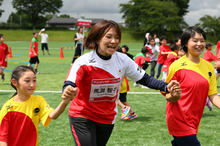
[1,24,220,145]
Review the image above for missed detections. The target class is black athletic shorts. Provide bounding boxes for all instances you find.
[29,56,39,64]
[74,44,84,57]
[119,92,127,102]
[41,43,48,50]
[69,116,114,146]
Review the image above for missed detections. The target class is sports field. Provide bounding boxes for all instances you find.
[1,41,220,145]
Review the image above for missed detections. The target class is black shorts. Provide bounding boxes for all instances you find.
[74,44,84,57]
[119,92,127,102]
[217,68,220,74]
[41,43,48,50]
[29,56,40,64]
[69,116,114,146]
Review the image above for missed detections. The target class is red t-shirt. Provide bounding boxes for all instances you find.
[216,41,220,55]
[203,50,217,63]
[0,43,9,67]
[162,51,178,72]
[145,46,152,62]
[157,45,171,64]
[165,56,217,136]
[134,55,145,68]
[29,38,38,58]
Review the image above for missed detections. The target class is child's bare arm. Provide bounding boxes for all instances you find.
[0,141,7,146]
[49,86,78,119]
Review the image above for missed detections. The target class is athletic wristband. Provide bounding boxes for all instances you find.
[165,85,170,94]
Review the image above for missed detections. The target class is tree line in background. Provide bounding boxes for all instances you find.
[119,0,189,34]
[0,0,220,41]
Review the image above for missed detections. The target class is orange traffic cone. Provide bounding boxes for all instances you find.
[8,46,13,58]
[59,47,64,59]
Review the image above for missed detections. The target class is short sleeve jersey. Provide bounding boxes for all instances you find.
[0,43,9,67]
[119,76,130,93]
[216,41,220,56]
[134,55,145,68]
[65,50,145,124]
[40,33,48,43]
[157,45,171,64]
[162,51,178,72]
[29,38,38,58]
[203,50,217,63]
[0,95,54,146]
[165,55,217,136]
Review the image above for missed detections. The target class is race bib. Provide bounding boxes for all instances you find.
[90,78,121,102]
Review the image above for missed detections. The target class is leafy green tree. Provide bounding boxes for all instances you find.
[196,15,220,37]
[159,0,189,17]
[0,0,4,17]
[12,0,63,29]
[120,0,189,33]
[7,12,30,27]
[58,14,70,18]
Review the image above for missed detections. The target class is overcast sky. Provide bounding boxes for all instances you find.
[1,0,220,26]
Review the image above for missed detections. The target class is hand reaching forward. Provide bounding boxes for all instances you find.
[61,85,78,103]
[166,80,182,102]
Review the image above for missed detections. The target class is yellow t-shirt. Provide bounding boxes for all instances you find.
[0,95,54,146]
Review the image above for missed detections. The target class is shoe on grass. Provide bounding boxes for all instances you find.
[133,83,141,87]
[121,106,131,119]
[1,74,5,82]
[124,112,138,120]
[205,98,212,111]
[35,71,41,75]
[141,85,149,89]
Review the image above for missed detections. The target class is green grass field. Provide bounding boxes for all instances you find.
[1,41,220,145]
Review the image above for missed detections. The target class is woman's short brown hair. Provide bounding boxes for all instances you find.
[84,20,121,50]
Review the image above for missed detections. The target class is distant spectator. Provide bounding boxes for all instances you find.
[154,34,160,46]
[38,28,50,55]
[122,45,133,59]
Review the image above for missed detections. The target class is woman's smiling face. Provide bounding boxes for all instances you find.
[186,32,205,57]
[97,28,120,57]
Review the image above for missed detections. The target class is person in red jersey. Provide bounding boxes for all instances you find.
[0,34,9,82]
[0,66,76,146]
[28,32,40,74]
[164,26,220,146]
[203,42,220,63]
[62,20,181,146]
[203,42,220,111]
[156,36,171,79]
[162,44,179,81]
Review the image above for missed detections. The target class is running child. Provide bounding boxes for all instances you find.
[164,26,220,146]
[0,34,9,82]
[161,44,179,81]
[28,32,40,74]
[156,36,171,79]
[133,46,150,88]
[202,42,220,111]
[0,66,77,146]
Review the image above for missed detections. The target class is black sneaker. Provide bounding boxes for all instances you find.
[1,74,5,81]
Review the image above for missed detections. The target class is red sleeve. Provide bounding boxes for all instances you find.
[0,116,9,142]
[5,44,9,55]
[145,46,153,54]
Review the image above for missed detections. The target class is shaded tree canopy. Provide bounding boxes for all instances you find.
[196,15,220,37]
[120,0,189,33]
[0,0,4,17]
[58,14,70,18]
[12,0,63,29]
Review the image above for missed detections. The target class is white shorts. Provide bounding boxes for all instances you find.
[0,66,6,69]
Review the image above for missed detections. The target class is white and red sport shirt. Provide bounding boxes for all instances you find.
[65,50,145,124]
